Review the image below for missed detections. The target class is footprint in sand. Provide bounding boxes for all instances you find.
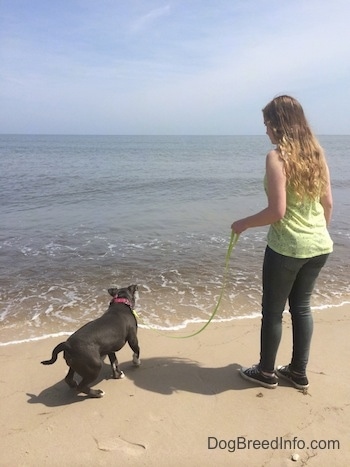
[95,436,146,456]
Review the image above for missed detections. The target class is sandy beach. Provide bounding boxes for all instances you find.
[1,304,349,467]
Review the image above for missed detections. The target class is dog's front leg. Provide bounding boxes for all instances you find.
[108,353,125,379]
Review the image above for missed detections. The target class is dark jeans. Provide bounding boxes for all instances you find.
[259,246,329,375]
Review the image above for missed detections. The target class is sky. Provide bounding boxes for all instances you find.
[1,0,349,135]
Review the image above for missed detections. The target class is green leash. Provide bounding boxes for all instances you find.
[134,231,239,339]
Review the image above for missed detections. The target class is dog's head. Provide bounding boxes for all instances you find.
[108,285,138,308]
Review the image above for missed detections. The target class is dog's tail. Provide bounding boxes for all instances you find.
[41,342,70,365]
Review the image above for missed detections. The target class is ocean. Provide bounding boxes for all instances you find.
[1,135,349,345]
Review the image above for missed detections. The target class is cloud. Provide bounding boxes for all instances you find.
[0,0,349,134]
[129,4,171,33]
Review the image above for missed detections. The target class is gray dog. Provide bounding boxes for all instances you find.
[41,285,140,398]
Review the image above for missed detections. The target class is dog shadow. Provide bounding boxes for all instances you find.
[26,361,115,407]
[27,358,251,406]
[120,357,249,395]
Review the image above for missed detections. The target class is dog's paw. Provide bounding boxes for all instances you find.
[116,371,125,379]
[89,389,105,398]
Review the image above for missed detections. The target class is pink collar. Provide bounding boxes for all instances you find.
[113,297,133,308]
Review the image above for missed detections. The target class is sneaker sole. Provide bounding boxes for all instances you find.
[275,368,309,390]
[239,368,278,389]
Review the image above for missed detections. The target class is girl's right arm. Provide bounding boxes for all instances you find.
[320,164,333,226]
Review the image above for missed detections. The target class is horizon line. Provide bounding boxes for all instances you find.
[1,133,349,137]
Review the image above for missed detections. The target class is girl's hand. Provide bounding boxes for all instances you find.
[231,219,247,234]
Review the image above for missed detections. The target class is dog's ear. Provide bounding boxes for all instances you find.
[128,285,138,295]
[108,288,118,297]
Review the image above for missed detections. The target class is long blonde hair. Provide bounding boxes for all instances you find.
[263,95,328,199]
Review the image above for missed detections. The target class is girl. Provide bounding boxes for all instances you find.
[232,95,333,389]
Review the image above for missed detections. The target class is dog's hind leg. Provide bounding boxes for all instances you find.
[128,334,141,366]
[76,361,105,398]
[77,373,105,398]
[108,352,125,379]
[65,367,78,388]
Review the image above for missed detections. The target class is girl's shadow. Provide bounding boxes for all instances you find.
[123,357,246,395]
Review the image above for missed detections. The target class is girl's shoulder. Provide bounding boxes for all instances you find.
[266,149,284,169]
[266,148,281,159]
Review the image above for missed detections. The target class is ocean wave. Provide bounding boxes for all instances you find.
[2,301,349,347]
[0,331,72,347]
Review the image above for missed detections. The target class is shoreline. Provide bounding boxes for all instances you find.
[1,303,349,466]
[1,299,349,347]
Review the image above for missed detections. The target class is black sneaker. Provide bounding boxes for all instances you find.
[240,365,278,389]
[276,365,309,390]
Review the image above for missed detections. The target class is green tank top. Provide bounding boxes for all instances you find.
[264,176,333,258]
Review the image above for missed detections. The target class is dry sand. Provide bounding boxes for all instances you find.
[1,304,349,466]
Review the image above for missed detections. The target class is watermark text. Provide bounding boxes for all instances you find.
[208,436,340,453]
